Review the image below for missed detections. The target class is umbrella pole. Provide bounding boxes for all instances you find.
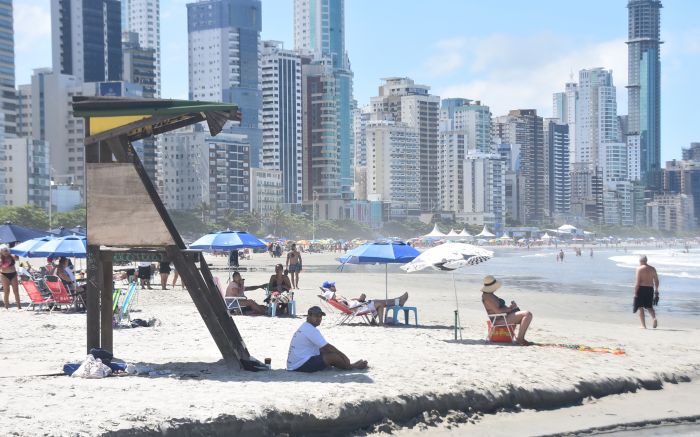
[385,264,388,302]
[453,271,462,340]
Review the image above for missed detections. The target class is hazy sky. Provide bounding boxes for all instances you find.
[15,0,699,162]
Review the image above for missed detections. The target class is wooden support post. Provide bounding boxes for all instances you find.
[86,245,101,352]
[167,246,249,369]
[101,252,114,352]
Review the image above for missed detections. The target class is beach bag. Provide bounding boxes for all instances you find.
[71,355,112,379]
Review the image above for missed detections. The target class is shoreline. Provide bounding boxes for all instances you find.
[1,250,699,436]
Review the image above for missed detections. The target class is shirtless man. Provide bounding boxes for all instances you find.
[225,272,267,315]
[286,244,303,289]
[634,255,659,329]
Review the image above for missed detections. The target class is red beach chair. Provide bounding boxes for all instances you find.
[21,279,55,312]
[486,313,516,343]
[325,298,373,325]
[43,275,77,311]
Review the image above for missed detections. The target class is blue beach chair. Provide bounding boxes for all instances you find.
[116,282,138,326]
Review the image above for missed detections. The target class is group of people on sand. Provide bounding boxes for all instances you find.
[224,263,296,316]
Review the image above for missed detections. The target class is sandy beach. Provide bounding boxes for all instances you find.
[1,249,699,436]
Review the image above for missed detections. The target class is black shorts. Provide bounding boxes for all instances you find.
[159,265,171,274]
[634,286,654,312]
[294,355,327,373]
[138,266,151,278]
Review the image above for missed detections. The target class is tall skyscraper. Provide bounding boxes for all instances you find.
[544,119,570,216]
[123,0,161,96]
[294,0,354,200]
[0,0,16,138]
[261,41,302,207]
[371,77,440,213]
[627,0,662,189]
[575,68,619,170]
[493,110,547,225]
[187,0,262,166]
[552,82,577,164]
[51,0,123,82]
[122,32,156,98]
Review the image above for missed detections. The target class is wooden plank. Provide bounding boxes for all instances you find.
[86,163,175,246]
[101,253,114,352]
[167,247,248,369]
[86,245,101,352]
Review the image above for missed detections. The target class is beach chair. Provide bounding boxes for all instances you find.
[21,279,55,312]
[116,281,138,326]
[486,313,516,343]
[43,275,77,312]
[325,298,373,326]
[213,276,246,315]
[114,282,136,315]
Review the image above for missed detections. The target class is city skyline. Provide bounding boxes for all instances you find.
[14,0,698,165]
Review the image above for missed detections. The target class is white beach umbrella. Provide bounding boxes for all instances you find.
[401,243,493,339]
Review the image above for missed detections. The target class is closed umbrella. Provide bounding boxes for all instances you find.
[338,240,420,301]
[401,242,493,339]
[30,235,87,258]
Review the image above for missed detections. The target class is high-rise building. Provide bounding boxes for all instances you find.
[664,158,700,228]
[576,68,619,170]
[682,143,700,161]
[552,82,577,164]
[260,41,302,207]
[364,120,420,220]
[371,77,440,213]
[544,119,570,216]
[460,152,506,231]
[351,105,371,200]
[156,125,208,211]
[646,193,693,232]
[294,0,354,200]
[123,0,161,96]
[187,0,262,166]
[250,168,283,216]
[0,0,16,138]
[51,0,123,82]
[439,98,492,214]
[1,138,50,208]
[122,32,156,98]
[627,0,662,189]
[493,110,547,225]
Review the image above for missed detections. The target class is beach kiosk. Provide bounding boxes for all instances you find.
[74,97,251,370]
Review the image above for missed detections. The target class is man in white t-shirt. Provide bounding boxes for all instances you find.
[287,306,368,372]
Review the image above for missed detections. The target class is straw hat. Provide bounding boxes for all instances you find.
[481,275,502,293]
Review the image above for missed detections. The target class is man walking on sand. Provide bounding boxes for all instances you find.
[287,306,368,372]
[286,243,302,289]
[634,255,659,329]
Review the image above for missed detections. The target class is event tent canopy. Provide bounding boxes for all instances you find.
[423,224,445,238]
[476,225,495,237]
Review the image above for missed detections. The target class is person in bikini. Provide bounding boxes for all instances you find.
[634,255,659,329]
[480,275,533,346]
[285,243,303,289]
[0,246,21,309]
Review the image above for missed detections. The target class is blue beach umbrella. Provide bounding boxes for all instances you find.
[189,230,267,251]
[338,241,420,300]
[0,222,50,245]
[30,235,87,258]
[10,236,55,257]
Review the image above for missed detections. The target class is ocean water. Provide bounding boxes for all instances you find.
[454,246,700,316]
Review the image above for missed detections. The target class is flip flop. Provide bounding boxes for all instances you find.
[516,339,533,346]
[653,319,658,329]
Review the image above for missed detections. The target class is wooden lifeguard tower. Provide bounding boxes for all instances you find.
[74,96,250,369]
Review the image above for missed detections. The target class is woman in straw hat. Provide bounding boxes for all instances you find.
[481,275,534,346]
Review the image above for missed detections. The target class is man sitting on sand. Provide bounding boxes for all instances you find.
[225,271,268,315]
[320,281,408,324]
[287,306,368,372]
[481,275,534,346]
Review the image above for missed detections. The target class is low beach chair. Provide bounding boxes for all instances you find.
[21,279,55,312]
[325,298,373,326]
[43,275,76,312]
[116,281,138,326]
[213,276,246,315]
[486,313,516,343]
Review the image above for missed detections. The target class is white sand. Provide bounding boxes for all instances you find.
[0,250,699,436]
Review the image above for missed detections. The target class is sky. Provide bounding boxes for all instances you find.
[15,0,700,163]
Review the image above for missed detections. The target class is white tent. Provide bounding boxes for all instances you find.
[458,229,471,237]
[540,233,553,240]
[423,224,446,238]
[558,224,577,232]
[476,225,495,237]
[447,229,459,236]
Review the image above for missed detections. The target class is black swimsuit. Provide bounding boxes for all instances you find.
[1,256,17,281]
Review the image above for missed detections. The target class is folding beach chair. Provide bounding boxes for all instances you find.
[486,313,516,343]
[213,276,246,315]
[21,279,55,312]
[325,298,373,326]
[114,282,136,315]
[116,281,138,326]
[43,275,77,312]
